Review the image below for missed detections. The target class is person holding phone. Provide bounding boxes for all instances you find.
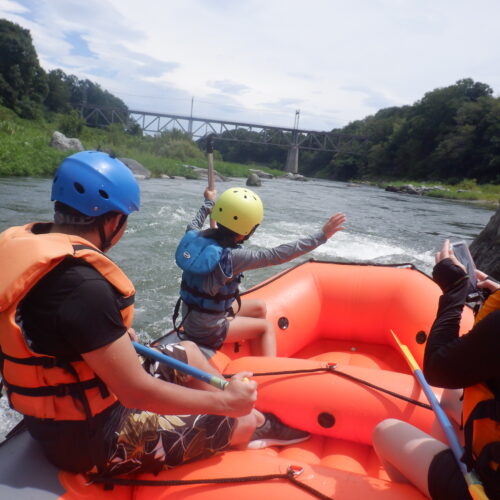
[372,239,500,500]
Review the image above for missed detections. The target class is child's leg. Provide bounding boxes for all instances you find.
[372,418,448,498]
[226,315,276,356]
[237,298,267,319]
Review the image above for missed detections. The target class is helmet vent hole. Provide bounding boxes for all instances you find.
[99,189,109,199]
[233,216,238,220]
[219,207,223,212]
[74,182,85,194]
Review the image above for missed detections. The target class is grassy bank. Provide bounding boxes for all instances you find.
[1,105,498,209]
[371,179,499,210]
[0,105,283,179]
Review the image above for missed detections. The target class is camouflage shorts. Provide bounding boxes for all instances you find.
[103,343,236,476]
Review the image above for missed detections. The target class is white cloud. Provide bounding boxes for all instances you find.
[1,0,499,130]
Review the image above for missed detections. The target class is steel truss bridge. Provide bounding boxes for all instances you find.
[81,105,364,173]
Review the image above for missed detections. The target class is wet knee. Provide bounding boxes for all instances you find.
[179,340,202,360]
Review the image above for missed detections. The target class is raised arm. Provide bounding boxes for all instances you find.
[231,212,346,274]
[186,188,216,232]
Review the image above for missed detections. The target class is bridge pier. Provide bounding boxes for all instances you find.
[285,145,299,174]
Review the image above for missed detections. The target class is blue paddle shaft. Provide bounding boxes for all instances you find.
[133,341,228,390]
[413,368,466,473]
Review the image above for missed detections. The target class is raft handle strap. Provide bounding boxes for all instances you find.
[223,365,432,411]
[88,465,332,499]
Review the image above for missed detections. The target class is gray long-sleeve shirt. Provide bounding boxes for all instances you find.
[181,199,327,341]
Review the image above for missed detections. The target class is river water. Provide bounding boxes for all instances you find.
[0,176,494,439]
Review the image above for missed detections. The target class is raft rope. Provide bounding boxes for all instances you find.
[88,465,332,499]
[224,364,432,411]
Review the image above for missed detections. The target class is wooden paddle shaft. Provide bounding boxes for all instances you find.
[207,134,216,227]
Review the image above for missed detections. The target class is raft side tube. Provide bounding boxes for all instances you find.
[241,262,474,368]
[225,356,439,445]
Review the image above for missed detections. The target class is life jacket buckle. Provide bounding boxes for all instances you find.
[40,357,58,369]
[54,384,71,397]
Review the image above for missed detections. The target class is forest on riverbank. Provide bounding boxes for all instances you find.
[1,18,499,207]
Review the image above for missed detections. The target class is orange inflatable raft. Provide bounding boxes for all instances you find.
[0,261,474,500]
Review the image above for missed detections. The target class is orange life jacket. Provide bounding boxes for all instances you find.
[462,290,500,481]
[0,223,135,421]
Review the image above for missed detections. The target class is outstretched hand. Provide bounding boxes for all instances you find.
[322,213,346,240]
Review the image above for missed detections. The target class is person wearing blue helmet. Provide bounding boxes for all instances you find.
[0,151,306,478]
[50,150,140,251]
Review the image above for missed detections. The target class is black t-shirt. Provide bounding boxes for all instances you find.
[18,256,129,472]
[20,257,127,357]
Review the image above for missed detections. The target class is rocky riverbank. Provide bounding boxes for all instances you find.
[471,205,500,280]
[382,182,499,210]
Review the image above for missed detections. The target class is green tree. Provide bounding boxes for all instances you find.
[0,19,48,117]
[59,109,85,136]
[45,69,71,113]
[305,78,498,183]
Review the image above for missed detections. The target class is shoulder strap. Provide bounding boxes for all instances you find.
[463,397,500,469]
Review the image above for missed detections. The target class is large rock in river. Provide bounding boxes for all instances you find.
[470,204,500,281]
[246,173,262,187]
[119,157,151,179]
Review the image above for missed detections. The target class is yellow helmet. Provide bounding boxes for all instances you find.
[212,187,264,236]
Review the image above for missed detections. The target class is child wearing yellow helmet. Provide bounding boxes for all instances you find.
[174,186,346,357]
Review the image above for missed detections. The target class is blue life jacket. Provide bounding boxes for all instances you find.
[175,230,240,314]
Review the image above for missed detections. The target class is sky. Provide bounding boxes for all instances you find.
[1,0,500,131]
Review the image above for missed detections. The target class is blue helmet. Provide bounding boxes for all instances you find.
[51,151,140,216]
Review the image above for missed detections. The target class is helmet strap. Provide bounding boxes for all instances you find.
[98,214,128,252]
[242,224,259,242]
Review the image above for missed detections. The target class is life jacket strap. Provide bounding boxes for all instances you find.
[180,279,238,302]
[475,442,500,497]
[3,376,109,399]
[463,398,500,470]
[0,350,72,369]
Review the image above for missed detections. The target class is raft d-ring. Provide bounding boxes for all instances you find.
[288,465,304,477]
